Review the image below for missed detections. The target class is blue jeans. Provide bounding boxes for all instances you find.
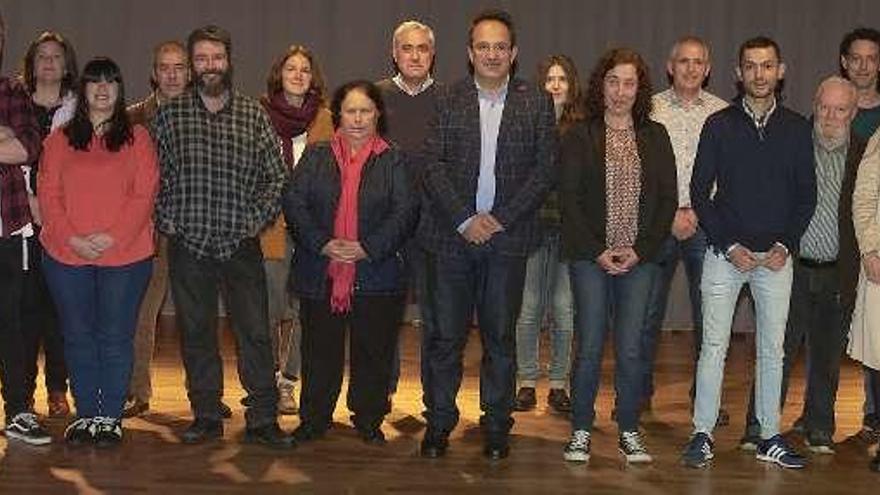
[569,260,657,432]
[421,250,526,436]
[693,250,792,439]
[641,230,707,402]
[515,231,573,389]
[42,255,152,418]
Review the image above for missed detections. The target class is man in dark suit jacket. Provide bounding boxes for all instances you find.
[417,9,556,461]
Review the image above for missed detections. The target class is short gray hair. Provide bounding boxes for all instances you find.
[392,20,435,51]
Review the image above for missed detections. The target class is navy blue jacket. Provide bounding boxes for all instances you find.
[690,99,816,254]
[282,142,416,299]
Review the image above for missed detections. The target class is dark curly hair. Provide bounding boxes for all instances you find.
[839,27,880,91]
[330,80,387,136]
[537,54,585,134]
[584,48,653,125]
[265,45,327,107]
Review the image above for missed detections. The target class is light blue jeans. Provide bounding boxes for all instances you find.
[693,249,792,439]
[514,232,573,389]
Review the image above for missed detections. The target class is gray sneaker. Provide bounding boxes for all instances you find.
[619,430,653,463]
[563,430,591,463]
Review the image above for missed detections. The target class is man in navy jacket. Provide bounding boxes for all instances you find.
[682,36,816,470]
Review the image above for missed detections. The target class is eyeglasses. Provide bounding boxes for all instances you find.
[472,42,512,55]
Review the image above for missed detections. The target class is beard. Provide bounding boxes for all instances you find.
[196,65,234,97]
[814,120,848,150]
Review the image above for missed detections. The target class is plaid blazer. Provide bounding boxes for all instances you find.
[417,77,557,258]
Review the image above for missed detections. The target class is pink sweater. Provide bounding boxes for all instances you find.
[38,125,158,266]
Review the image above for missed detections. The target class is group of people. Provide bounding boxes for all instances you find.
[1,6,880,474]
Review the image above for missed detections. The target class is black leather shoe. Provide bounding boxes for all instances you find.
[358,428,386,446]
[548,389,572,413]
[513,387,537,412]
[420,430,449,458]
[181,418,223,444]
[244,423,297,449]
[220,402,233,419]
[291,423,328,443]
[483,436,510,460]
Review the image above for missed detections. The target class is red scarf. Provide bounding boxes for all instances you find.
[260,90,321,166]
[328,130,389,313]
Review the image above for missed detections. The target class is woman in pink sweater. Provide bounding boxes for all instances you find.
[38,57,158,447]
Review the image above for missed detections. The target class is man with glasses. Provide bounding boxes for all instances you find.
[418,8,555,460]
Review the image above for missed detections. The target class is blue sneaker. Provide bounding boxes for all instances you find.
[756,434,807,469]
[682,432,714,468]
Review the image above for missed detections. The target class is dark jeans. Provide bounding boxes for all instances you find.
[168,237,278,427]
[745,260,849,436]
[641,229,707,402]
[22,236,68,399]
[421,250,526,437]
[569,260,657,432]
[299,293,404,432]
[0,236,28,421]
[42,255,152,418]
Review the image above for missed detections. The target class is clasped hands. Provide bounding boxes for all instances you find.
[322,239,367,263]
[727,243,788,272]
[462,213,503,245]
[68,232,115,260]
[597,247,639,276]
[863,252,880,285]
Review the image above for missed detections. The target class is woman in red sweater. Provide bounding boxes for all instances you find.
[38,57,158,447]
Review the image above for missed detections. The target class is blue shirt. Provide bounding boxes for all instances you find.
[458,77,509,232]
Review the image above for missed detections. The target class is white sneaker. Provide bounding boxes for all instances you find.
[619,430,653,463]
[563,430,591,463]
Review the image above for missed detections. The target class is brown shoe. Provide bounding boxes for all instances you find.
[548,389,572,413]
[513,387,537,411]
[48,391,71,418]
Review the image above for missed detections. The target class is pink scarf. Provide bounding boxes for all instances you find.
[328,130,389,313]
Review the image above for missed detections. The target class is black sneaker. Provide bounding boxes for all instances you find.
[4,412,51,446]
[513,387,537,412]
[563,430,591,463]
[756,434,807,469]
[548,389,572,413]
[739,424,761,452]
[804,431,835,455]
[93,417,123,448]
[619,430,652,463]
[244,423,297,449]
[64,417,95,446]
[291,423,328,443]
[791,416,806,434]
[181,418,224,444]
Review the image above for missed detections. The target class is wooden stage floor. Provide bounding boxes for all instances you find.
[1,317,877,494]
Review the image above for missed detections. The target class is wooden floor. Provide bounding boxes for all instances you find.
[1,317,878,494]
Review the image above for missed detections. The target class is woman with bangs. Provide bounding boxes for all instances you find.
[38,57,159,447]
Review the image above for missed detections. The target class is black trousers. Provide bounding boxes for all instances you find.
[421,250,527,437]
[22,235,68,399]
[298,292,404,432]
[168,237,278,427]
[0,236,28,420]
[746,260,849,435]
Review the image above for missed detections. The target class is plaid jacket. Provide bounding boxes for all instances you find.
[417,77,557,258]
[0,77,41,237]
[152,88,285,260]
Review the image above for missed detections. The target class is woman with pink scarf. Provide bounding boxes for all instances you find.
[283,80,415,445]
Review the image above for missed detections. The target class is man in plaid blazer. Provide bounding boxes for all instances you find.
[418,9,557,461]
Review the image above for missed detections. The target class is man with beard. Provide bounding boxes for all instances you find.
[682,37,815,469]
[152,25,293,448]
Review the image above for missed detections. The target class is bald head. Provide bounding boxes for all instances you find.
[813,75,858,146]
